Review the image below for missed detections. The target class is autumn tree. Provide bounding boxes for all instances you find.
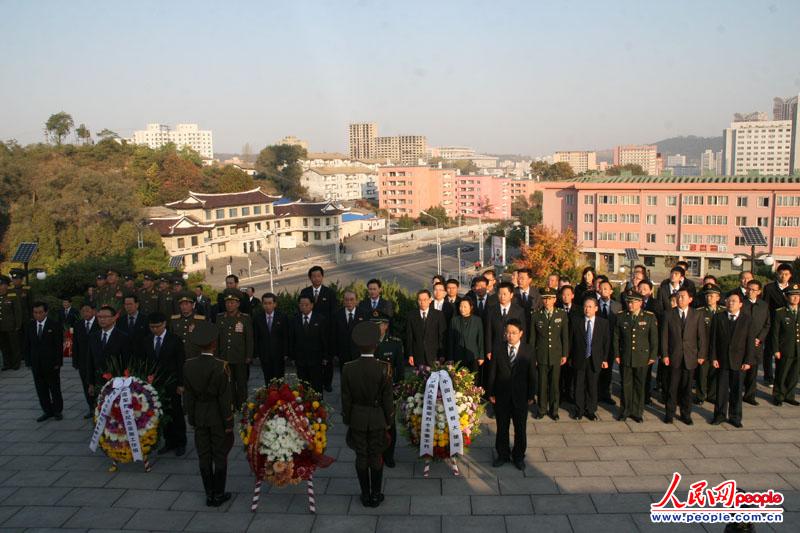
[255,144,308,198]
[514,225,582,286]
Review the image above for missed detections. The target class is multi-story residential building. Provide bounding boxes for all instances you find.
[774,95,798,121]
[348,122,377,160]
[613,145,659,175]
[130,123,214,159]
[454,175,512,219]
[722,102,799,175]
[700,149,717,174]
[378,166,456,218]
[553,151,598,174]
[666,154,687,167]
[541,175,800,276]
[429,146,476,160]
[301,166,378,201]
[278,135,308,150]
[375,135,427,165]
[148,188,344,272]
[508,177,541,202]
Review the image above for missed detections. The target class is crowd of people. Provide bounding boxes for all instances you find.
[2,259,799,507]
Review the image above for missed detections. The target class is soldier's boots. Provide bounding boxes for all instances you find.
[210,470,231,507]
[370,467,384,507]
[356,467,371,507]
[201,470,214,506]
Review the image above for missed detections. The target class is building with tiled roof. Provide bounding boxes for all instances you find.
[149,189,348,272]
[541,174,800,277]
[301,166,378,201]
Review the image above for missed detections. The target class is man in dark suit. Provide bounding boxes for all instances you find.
[333,291,366,371]
[25,302,64,422]
[58,296,80,330]
[245,287,259,314]
[289,295,329,395]
[726,271,753,301]
[86,305,131,398]
[466,275,497,322]
[300,266,339,320]
[73,302,100,418]
[762,264,794,384]
[117,294,149,343]
[140,312,187,456]
[658,266,691,313]
[486,319,536,471]
[709,292,755,428]
[514,268,543,327]
[253,292,289,384]
[357,279,394,323]
[431,282,452,326]
[443,279,463,322]
[597,280,622,404]
[557,284,581,403]
[742,280,771,405]
[661,288,708,425]
[193,286,212,320]
[406,289,447,368]
[484,282,526,361]
[569,297,610,420]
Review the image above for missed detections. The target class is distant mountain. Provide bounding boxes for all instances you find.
[651,135,723,163]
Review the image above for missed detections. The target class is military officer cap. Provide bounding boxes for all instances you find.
[107,268,120,275]
[9,268,25,280]
[702,282,722,295]
[142,271,156,281]
[177,291,194,304]
[623,289,643,301]
[352,321,381,348]
[369,310,391,323]
[0,275,11,285]
[172,278,186,287]
[123,273,136,281]
[541,287,558,299]
[189,320,217,348]
[96,273,107,281]
[158,273,171,282]
[223,289,241,301]
[785,283,800,296]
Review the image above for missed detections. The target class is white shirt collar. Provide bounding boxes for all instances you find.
[360,353,374,358]
[102,326,114,335]
[36,318,47,328]
[303,313,312,320]
[500,303,510,311]
[729,312,739,319]
[86,316,95,326]
[508,341,521,351]
[154,331,166,342]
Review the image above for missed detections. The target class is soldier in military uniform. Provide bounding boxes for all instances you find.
[342,321,394,508]
[772,283,800,406]
[137,271,161,319]
[613,290,658,422]
[372,312,403,468]
[530,288,570,420]
[696,283,725,405]
[122,273,137,297]
[170,292,206,360]
[216,290,253,410]
[0,276,22,370]
[9,269,32,320]
[183,320,234,507]
[97,268,124,310]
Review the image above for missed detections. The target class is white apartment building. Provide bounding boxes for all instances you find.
[553,151,598,174]
[613,145,659,175]
[349,122,377,160]
[666,154,686,167]
[722,105,800,176]
[301,166,378,201]
[429,146,477,160]
[130,123,214,159]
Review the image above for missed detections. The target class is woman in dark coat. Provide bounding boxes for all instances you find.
[574,266,597,304]
[447,299,484,371]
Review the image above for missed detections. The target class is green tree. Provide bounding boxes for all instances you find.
[203,164,255,193]
[530,160,550,178]
[512,191,542,227]
[548,161,576,180]
[419,205,449,226]
[255,144,308,198]
[96,128,119,140]
[606,163,645,176]
[452,159,479,175]
[45,112,74,145]
[75,124,91,145]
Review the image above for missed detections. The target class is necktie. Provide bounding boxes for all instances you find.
[372,300,377,310]
[102,331,108,346]
[680,310,686,327]
[522,292,528,305]
[479,298,484,312]
[37,323,43,339]
[129,316,135,329]
[422,311,427,321]
[267,315,272,331]
[729,314,736,327]
[585,319,593,358]
[304,315,309,327]
[314,288,319,301]
[154,335,162,357]
[347,312,353,326]
[85,320,91,334]
[601,303,608,318]
[509,346,517,365]
[502,307,507,317]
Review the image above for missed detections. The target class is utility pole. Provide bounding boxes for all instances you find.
[478,215,484,266]
[386,215,391,256]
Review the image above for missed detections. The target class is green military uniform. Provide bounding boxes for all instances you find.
[183,321,234,507]
[159,289,179,318]
[613,291,659,421]
[530,289,570,419]
[0,276,22,370]
[697,283,725,404]
[170,292,206,359]
[772,283,800,404]
[9,270,32,321]
[342,321,393,508]
[137,272,161,318]
[372,312,403,466]
[216,292,253,410]
[97,283,123,310]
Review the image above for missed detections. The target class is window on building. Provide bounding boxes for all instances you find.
[204,209,212,221]
[566,212,574,222]
[314,218,321,227]
[775,216,800,227]
[326,231,331,240]
[665,234,676,244]
[216,209,224,219]
[242,207,250,216]
[646,233,656,243]
[598,195,617,205]
[644,256,655,267]
[705,215,727,225]
[584,195,594,205]
[565,194,575,205]
[302,231,309,242]
[582,231,593,241]
[191,236,198,246]
[647,196,657,206]
[254,206,262,215]
[666,215,677,225]
[255,223,261,231]
[758,197,770,208]
[314,231,321,240]
[177,237,185,248]
[707,195,729,205]
[620,214,640,223]
[218,243,226,252]
[736,197,748,208]
[708,259,721,270]
[735,216,747,226]
[303,218,309,227]
[646,214,656,225]
[667,196,677,206]
[757,217,769,227]
[229,208,238,218]
[286,219,291,227]
[683,195,704,205]
[216,228,225,237]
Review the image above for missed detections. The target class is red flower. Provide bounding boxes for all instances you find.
[123,369,130,378]
[279,384,293,402]
[317,407,327,419]
[102,372,112,380]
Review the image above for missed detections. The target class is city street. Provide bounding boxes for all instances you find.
[0,363,797,532]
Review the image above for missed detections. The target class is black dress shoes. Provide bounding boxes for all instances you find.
[728,419,743,428]
[513,459,525,471]
[210,492,231,507]
[786,399,800,406]
[710,416,725,425]
[743,398,759,406]
[631,416,643,423]
[492,457,507,468]
[36,413,51,422]
[384,458,396,468]
[663,415,674,424]
[585,413,597,421]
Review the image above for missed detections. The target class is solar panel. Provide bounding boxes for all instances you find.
[11,242,38,263]
[740,227,767,246]
[169,255,185,269]
[624,248,639,261]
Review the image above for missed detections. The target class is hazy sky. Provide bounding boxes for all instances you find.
[1,0,798,156]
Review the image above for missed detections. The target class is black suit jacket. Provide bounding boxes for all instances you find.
[116,312,149,343]
[58,307,80,330]
[597,299,621,337]
[742,298,770,359]
[569,316,610,372]
[300,285,339,319]
[193,296,211,319]
[288,312,329,366]
[406,308,447,366]
[762,282,790,313]
[253,310,290,363]
[357,297,394,320]
[139,331,185,391]
[709,312,755,369]
[333,307,366,364]
[484,302,526,353]
[485,341,536,407]
[87,327,131,382]
[661,307,708,370]
[442,296,463,324]
[513,286,542,314]
[24,318,64,371]
[466,291,498,321]
[72,318,100,370]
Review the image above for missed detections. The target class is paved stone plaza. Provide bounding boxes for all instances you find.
[0,364,798,532]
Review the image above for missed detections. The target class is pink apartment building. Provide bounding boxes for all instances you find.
[542,175,800,277]
[453,175,512,220]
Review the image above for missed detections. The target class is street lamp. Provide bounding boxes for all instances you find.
[420,210,442,275]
